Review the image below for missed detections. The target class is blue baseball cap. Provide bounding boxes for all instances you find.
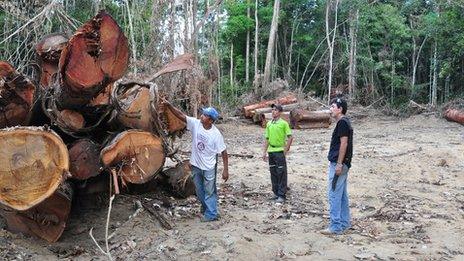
[202,107,219,121]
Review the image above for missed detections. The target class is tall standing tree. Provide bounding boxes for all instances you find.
[263,0,280,89]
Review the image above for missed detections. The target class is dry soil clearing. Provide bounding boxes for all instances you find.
[1,110,463,260]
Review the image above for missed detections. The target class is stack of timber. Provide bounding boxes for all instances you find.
[289,109,331,129]
[0,11,192,242]
[242,94,298,118]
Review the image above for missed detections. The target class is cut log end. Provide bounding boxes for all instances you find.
[100,130,165,184]
[69,139,102,180]
[0,127,69,211]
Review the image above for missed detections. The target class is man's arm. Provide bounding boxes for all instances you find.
[162,99,187,123]
[284,135,293,155]
[335,136,348,175]
[262,139,269,161]
[221,150,229,182]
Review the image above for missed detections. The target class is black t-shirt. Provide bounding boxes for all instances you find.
[327,117,353,168]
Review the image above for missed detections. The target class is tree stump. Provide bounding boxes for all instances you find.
[161,160,195,198]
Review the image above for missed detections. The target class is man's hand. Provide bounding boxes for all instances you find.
[335,163,343,176]
[284,148,290,156]
[262,153,268,162]
[222,168,229,182]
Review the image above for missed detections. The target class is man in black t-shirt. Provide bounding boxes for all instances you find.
[321,98,353,235]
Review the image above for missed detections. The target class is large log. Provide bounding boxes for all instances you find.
[444,108,464,125]
[0,127,69,211]
[35,33,68,88]
[100,130,165,184]
[260,112,291,128]
[290,109,331,129]
[57,10,129,108]
[115,83,153,131]
[0,181,73,243]
[242,95,298,118]
[252,103,300,123]
[0,62,36,128]
[160,103,187,135]
[69,139,103,180]
[161,160,195,198]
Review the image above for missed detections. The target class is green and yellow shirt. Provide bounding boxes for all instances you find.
[265,118,292,153]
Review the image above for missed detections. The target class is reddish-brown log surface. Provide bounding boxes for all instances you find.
[69,139,102,180]
[0,127,69,211]
[57,10,128,108]
[100,130,165,184]
[0,181,73,243]
[35,34,68,88]
[57,109,85,131]
[260,112,291,128]
[117,85,152,131]
[444,108,464,125]
[243,95,298,118]
[0,62,36,128]
[290,109,331,129]
[252,103,300,123]
[162,104,187,135]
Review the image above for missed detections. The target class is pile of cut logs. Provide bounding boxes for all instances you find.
[0,11,194,242]
[242,94,331,129]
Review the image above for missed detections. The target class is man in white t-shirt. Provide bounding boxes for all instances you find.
[162,99,229,222]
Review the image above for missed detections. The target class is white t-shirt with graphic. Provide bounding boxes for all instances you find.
[187,116,226,171]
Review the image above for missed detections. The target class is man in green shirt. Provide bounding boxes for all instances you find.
[262,104,293,203]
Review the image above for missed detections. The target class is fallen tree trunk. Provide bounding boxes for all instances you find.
[252,103,300,123]
[260,112,291,128]
[0,127,69,211]
[243,94,298,118]
[290,109,331,129]
[0,181,73,243]
[57,10,129,109]
[100,130,165,184]
[35,33,68,88]
[161,160,195,198]
[444,108,464,125]
[0,62,36,128]
[69,139,103,180]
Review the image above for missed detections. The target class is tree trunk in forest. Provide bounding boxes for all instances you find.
[0,62,36,128]
[0,181,73,243]
[411,37,427,90]
[325,0,339,105]
[57,10,129,109]
[0,127,69,211]
[35,33,68,88]
[69,139,102,180]
[246,0,250,83]
[348,8,358,98]
[124,0,137,74]
[230,43,234,88]
[253,0,259,93]
[431,40,438,106]
[100,130,165,184]
[262,0,280,89]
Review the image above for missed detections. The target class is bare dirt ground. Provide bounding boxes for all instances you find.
[1,110,463,260]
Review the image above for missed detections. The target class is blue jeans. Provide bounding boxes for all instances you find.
[327,162,351,233]
[191,165,218,220]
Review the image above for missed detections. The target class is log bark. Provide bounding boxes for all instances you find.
[290,109,331,129]
[0,181,73,243]
[252,103,300,123]
[0,62,36,128]
[160,103,187,135]
[100,130,165,184]
[161,160,195,198]
[260,112,291,128]
[0,127,69,211]
[57,10,129,109]
[444,108,464,125]
[242,94,298,118]
[35,33,68,88]
[69,139,103,180]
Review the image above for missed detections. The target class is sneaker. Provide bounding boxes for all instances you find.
[319,228,342,235]
[275,197,285,203]
[200,217,217,222]
[268,196,278,201]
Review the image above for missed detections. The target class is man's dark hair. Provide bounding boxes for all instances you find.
[330,97,348,114]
